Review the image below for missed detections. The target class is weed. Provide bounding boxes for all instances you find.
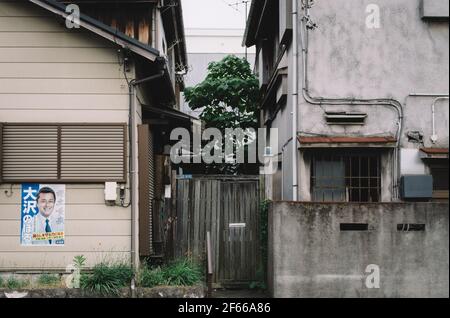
[137,267,166,288]
[38,274,60,287]
[81,262,133,296]
[138,258,202,288]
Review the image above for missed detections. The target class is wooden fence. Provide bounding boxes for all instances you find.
[174,175,261,285]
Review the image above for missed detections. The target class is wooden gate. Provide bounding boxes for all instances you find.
[174,176,260,285]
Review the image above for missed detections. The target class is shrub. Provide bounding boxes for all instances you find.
[163,259,202,286]
[81,262,133,296]
[73,255,86,270]
[138,267,166,288]
[38,274,60,287]
[5,277,28,290]
[0,276,4,288]
[138,259,202,288]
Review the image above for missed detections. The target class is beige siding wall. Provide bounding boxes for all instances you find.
[0,1,133,269]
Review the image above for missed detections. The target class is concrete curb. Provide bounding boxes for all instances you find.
[0,285,206,298]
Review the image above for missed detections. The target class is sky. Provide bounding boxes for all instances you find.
[182,0,249,30]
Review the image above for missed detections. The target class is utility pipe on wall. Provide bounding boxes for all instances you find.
[292,0,299,201]
[431,97,449,144]
[127,80,139,273]
[409,94,449,144]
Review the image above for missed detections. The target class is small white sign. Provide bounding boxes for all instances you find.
[229,223,246,228]
[165,185,172,199]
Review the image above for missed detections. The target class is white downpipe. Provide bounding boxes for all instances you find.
[292,0,299,201]
[431,97,450,143]
[129,85,140,272]
[409,94,449,144]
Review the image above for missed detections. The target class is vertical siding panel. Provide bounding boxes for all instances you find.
[193,179,201,257]
[230,182,236,281]
[181,180,188,257]
[222,182,229,281]
[204,179,212,257]
[214,180,221,283]
[251,182,257,281]
[175,179,182,258]
[244,183,249,281]
[210,180,217,283]
[189,179,195,257]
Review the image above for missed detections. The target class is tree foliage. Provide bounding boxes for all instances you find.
[184,55,259,131]
[183,55,260,175]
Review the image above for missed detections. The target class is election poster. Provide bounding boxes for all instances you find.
[20,184,65,246]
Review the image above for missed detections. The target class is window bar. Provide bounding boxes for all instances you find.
[341,155,344,202]
[359,156,361,202]
[311,153,382,203]
[368,156,371,202]
[378,156,381,201]
[349,155,352,202]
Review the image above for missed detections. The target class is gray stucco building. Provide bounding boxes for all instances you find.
[244,0,449,203]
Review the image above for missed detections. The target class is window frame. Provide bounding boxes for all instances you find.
[426,159,449,201]
[310,149,383,203]
[0,123,127,184]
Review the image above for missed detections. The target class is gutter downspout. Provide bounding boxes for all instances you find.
[128,82,139,278]
[300,1,404,201]
[431,97,449,144]
[292,0,299,201]
[128,70,165,276]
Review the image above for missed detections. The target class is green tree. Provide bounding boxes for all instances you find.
[184,55,259,174]
[184,55,259,131]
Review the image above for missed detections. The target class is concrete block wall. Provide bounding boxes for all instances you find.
[269,201,449,298]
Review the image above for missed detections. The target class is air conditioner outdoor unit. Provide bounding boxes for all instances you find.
[400,175,433,200]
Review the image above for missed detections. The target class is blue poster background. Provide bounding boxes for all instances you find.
[20,183,40,245]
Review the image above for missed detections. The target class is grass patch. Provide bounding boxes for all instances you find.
[38,274,61,287]
[138,259,202,288]
[81,262,133,296]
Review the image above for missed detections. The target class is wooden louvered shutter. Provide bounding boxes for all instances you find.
[0,124,126,183]
[138,124,154,256]
[60,125,126,182]
[2,125,59,181]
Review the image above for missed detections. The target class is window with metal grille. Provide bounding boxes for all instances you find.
[428,159,449,201]
[0,123,126,183]
[311,152,381,202]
